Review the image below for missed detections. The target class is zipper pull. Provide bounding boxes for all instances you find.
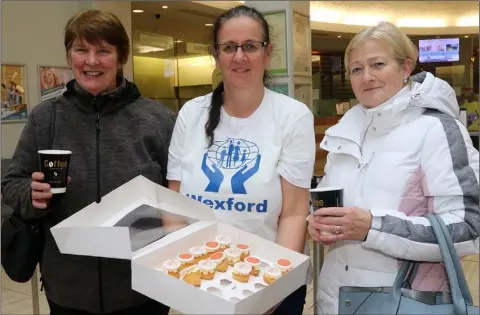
[357,152,375,171]
[96,112,100,130]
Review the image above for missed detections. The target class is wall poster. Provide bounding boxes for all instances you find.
[293,12,311,76]
[39,65,72,102]
[1,64,28,122]
[264,11,288,75]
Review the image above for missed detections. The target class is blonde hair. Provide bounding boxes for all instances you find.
[344,21,418,76]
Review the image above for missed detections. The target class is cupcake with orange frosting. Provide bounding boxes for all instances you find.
[263,266,282,284]
[180,265,202,287]
[276,258,293,274]
[215,235,232,251]
[235,244,250,261]
[224,247,242,266]
[161,259,181,278]
[189,246,208,263]
[244,256,261,276]
[204,241,220,255]
[176,253,195,270]
[198,259,216,280]
[209,251,229,272]
[232,262,252,283]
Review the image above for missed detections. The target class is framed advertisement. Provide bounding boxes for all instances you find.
[264,11,288,75]
[293,12,311,76]
[1,64,28,123]
[38,65,72,102]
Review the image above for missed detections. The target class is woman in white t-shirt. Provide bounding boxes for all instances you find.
[167,5,316,315]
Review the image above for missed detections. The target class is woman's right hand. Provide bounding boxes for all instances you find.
[308,214,335,246]
[31,172,53,209]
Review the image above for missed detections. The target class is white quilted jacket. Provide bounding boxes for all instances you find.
[316,72,480,315]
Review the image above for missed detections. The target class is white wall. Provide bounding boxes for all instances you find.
[1,1,133,159]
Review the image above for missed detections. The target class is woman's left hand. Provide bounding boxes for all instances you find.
[313,207,372,242]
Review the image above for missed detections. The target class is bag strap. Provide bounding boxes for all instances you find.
[435,216,473,305]
[383,260,412,315]
[401,216,473,299]
[426,214,473,305]
[49,99,57,150]
[401,261,419,289]
[391,215,473,315]
[425,214,470,315]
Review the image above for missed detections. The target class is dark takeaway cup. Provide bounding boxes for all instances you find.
[38,150,72,194]
[309,186,344,235]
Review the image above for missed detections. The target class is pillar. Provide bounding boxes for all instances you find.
[245,1,312,110]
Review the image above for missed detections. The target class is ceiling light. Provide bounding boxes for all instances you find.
[310,8,341,23]
[162,5,168,9]
[205,23,213,27]
[175,40,183,43]
[337,35,342,38]
[137,45,165,53]
[465,35,469,38]
[456,16,479,27]
[396,18,446,27]
[342,15,386,26]
[132,9,144,13]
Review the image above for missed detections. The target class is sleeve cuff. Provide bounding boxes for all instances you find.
[361,208,384,245]
[371,216,382,230]
[360,208,383,244]
[369,208,387,230]
[362,229,381,249]
[166,170,182,182]
[278,167,311,189]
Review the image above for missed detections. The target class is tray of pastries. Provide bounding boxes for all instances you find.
[157,234,294,302]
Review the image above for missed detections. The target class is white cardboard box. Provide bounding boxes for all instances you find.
[51,175,215,259]
[51,175,310,314]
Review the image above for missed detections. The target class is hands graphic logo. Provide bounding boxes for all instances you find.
[201,137,262,195]
[202,152,224,193]
[231,154,261,194]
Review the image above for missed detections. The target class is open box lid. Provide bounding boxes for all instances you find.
[51,175,216,260]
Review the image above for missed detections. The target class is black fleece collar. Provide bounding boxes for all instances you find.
[63,76,141,114]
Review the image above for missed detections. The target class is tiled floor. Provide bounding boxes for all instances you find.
[1,270,49,314]
[2,252,478,314]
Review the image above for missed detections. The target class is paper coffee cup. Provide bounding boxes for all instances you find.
[309,186,344,235]
[38,150,72,194]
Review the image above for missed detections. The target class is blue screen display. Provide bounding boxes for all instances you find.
[419,38,460,63]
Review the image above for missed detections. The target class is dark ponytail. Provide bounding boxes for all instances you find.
[205,81,224,147]
[205,5,271,147]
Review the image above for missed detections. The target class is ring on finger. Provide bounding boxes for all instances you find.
[335,225,342,235]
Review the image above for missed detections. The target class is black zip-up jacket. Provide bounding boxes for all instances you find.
[1,78,176,313]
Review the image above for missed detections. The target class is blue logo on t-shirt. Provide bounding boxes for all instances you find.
[208,138,259,169]
[187,138,268,213]
[202,138,261,194]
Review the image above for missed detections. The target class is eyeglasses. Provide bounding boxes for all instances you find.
[216,41,267,55]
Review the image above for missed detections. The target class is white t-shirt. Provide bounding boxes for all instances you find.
[167,87,316,242]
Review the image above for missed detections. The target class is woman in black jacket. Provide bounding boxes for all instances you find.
[2,10,175,315]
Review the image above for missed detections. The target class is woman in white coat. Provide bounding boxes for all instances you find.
[308,21,480,315]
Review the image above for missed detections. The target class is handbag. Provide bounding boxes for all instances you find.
[338,214,478,315]
[1,100,57,283]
